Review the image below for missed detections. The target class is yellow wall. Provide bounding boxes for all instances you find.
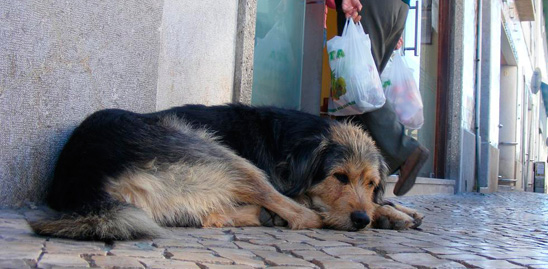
[320,9,339,112]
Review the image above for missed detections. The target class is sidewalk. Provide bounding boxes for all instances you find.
[1,192,548,269]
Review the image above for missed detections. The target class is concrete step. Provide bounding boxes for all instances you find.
[498,178,517,186]
[384,176,455,197]
[498,185,516,192]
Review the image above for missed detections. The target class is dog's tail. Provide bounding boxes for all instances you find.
[29,199,165,240]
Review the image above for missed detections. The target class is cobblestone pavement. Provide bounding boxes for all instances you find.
[1,192,548,268]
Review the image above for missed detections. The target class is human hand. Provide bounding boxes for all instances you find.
[395,36,404,50]
[342,0,362,22]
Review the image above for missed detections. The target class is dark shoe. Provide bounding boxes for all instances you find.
[393,145,429,196]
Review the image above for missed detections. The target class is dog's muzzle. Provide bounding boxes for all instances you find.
[351,211,370,229]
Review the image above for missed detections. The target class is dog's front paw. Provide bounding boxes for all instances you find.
[288,208,323,229]
[407,209,424,229]
[371,205,416,230]
[392,204,424,229]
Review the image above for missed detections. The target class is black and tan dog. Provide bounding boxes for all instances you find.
[31,104,423,240]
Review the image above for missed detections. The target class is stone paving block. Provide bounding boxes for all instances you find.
[334,254,392,264]
[138,258,200,269]
[508,258,548,266]
[366,261,416,269]
[109,248,164,258]
[423,247,468,255]
[268,267,316,269]
[168,249,233,264]
[475,250,518,259]
[48,238,106,248]
[210,247,256,257]
[438,253,491,262]
[199,264,255,269]
[93,255,144,268]
[247,239,290,246]
[44,242,106,255]
[311,259,365,269]
[291,250,335,262]
[464,259,526,268]
[399,240,443,248]
[238,227,280,233]
[0,218,32,229]
[0,259,31,269]
[364,245,426,254]
[234,233,274,241]
[0,242,43,260]
[305,240,352,248]
[328,253,414,268]
[307,233,352,242]
[166,247,213,254]
[275,242,317,252]
[252,250,316,267]
[0,227,36,237]
[219,254,264,267]
[38,254,89,268]
[200,240,238,248]
[322,246,376,257]
[198,234,234,241]
[155,240,204,249]
[0,232,47,244]
[388,253,466,268]
[210,247,265,267]
[235,241,277,251]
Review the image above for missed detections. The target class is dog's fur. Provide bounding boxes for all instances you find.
[30,104,422,240]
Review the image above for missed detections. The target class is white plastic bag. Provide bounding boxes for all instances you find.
[381,51,424,129]
[326,18,385,116]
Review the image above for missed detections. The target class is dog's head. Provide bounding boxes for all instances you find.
[284,121,388,231]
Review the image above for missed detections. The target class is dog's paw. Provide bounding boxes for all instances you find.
[371,205,416,230]
[288,208,323,229]
[393,204,424,229]
[407,209,424,229]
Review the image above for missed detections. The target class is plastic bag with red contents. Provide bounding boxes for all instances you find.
[381,51,424,129]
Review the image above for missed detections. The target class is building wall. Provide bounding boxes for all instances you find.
[0,0,251,207]
[449,0,548,192]
[155,0,239,110]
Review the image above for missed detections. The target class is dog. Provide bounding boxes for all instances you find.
[30,104,423,240]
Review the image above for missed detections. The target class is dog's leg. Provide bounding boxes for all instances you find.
[389,203,424,228]
[370,203,421,230]
[202,205,262,228]
[231,162,323,230]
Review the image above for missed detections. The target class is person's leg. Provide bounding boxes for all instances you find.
[336,0,428,195]
[337,0,417,172]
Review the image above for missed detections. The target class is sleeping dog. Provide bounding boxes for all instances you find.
[31,104,423,240]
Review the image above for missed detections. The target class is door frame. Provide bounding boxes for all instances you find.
[433,0,453,178]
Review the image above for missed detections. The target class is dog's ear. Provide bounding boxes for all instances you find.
[278,138,329,197]
[373,155,389,204]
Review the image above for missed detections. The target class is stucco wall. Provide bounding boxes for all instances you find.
[155,0,239,110]
[0,0,251,207]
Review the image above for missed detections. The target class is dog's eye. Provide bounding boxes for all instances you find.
[368,181,376,188]
[334,173,349,184]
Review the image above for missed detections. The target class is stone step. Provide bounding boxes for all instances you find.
[498,178,517,186]
[384,176,455,197]
[498,185,516,192]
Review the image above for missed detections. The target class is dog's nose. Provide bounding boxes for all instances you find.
[351,211,370,229]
